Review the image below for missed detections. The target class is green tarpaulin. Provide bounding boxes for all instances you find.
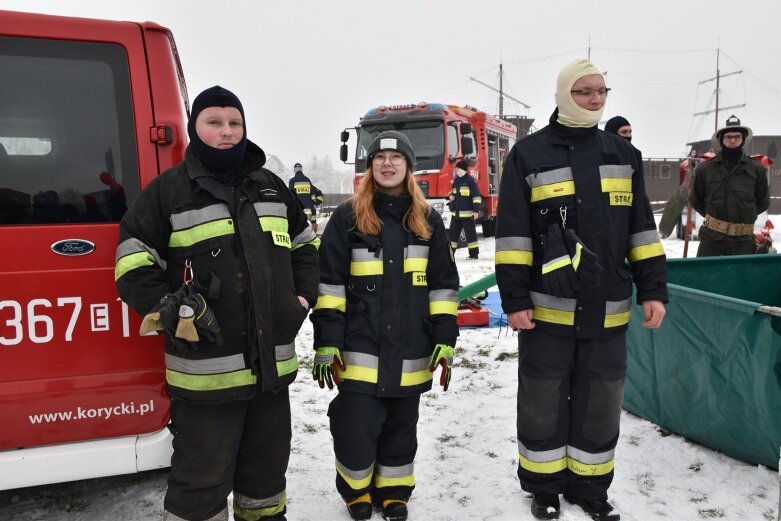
[625,254,781,469]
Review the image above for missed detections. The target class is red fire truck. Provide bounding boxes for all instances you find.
[340,102,517,235]
[0,10,188,489]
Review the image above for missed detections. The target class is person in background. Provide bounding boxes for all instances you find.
[448,157,482,259]
[689,115,769,256]
[603,116,632,141]
[312,185,325,233]
[310,130,459,521]
[495,59,668,521]
[289,162,321,232]
[115,86,320,521]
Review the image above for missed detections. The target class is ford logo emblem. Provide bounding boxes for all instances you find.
[51,239,96,256]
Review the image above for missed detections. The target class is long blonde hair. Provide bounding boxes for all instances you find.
[351,165,432,239]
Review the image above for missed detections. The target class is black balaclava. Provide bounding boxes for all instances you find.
[605,115,631,141]
[720,132,745,171]
[187,86,247,175]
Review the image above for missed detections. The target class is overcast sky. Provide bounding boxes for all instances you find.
[3,0,780,167]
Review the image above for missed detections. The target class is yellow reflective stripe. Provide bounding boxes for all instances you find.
[519,453,567,474]
[292,235,320,251]
[374,473,415,488]
[601,177,632,193]
[530,181,575,203]
[403,258,428,273]
[340,365,378,383]
[259,216,288,233]
[567,456,614,476]
[314,294,347,312]
[276,353,298,377]
[430,301,458,316]
[458,211,474,217]
[400,369,433,386]
[604,310,631,328]
[336,465,373,490]
[165,368,256,391]
[542,255,571,274]
[627,242,665,263]
[496,250,533,266]
[234,497,286,520]
[169,219,234,248]
[115,251,155,280]
[350,261,383,276]
[533,305,575,326]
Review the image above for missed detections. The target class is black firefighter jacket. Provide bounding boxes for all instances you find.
[115,142,319,403]
[311,193,460,397]
[495,114,668,339]
[288,170,317,214]
[450,173,482,218]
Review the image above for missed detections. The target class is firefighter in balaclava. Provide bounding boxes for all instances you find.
[495,60,668,521]
[289,162,320,232]
[115,86,319,521]
[689,115,769,256]
[448,158,482,259]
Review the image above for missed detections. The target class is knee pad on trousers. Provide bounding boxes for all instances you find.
[581,378,625,445]
[517,373,562,440]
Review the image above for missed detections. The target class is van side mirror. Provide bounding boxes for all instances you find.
[340,143,348,162]
[461,136,474,156]
[341,130,350,143]
[461,123,473,135]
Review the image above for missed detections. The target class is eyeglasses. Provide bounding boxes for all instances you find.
[570,88,611,98]
[722,134,743,142]
[373,152,406,166]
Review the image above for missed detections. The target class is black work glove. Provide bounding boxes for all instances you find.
[139,288,187,338]
[540,222,579,297]
[564,228,604,288]
[176,288,224,345]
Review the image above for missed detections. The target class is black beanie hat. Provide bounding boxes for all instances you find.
[366,131,415,169]
[604,115,630,136]
[187,86,247,173]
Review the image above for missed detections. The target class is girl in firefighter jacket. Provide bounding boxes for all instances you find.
[310,131,459,521]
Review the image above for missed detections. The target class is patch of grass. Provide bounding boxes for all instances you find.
[689,461,703,472]
[689,493,708,504]
[458,495,471,507]
[438,434,457,444]
[486,451,498,458]
[626,435,640,446]
[477,348,491,357]
[633,472,655,497]
[459,357,487,370]
[302,423,318,434]
[495,351,518,362]
[698,508,725,518]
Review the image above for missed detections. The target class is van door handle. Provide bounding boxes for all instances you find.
[149,125,173,144]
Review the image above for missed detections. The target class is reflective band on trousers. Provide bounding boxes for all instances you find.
[375,462,415,488]
[336,458,374,490]
[518,441,614,476]
[495,237,533,266]
[234,491,286,519]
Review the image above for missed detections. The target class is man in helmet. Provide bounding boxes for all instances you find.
[689,115,769,256]
[289,162,321,232]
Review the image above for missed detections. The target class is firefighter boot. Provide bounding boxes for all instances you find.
[563,494,620,521]
[531,494,560,519]
[380,499,407,521]
[345,493,372,521]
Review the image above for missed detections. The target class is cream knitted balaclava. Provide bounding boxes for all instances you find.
[554,59,605,128]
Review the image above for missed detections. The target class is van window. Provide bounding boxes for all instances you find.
[0,37,138,225]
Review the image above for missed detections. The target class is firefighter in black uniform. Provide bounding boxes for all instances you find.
[448,158,482,259]
[289,162,321,232]
[495,60,668,521]
[310,131,459,521]
[689,115,769,256]
[115,86,319,521]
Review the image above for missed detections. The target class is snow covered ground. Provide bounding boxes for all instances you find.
[1,219,779,521]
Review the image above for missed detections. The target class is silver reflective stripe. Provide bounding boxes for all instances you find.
[496,236,533,252]
[319,283,346,298]
[529,291,577,311]
[567,445,615,465]
[234,490,285,509]
[165,353,246,374]
[170,205,231,231]
[629,229,662,247]
[275,341,296,361]
[292,226,317,247]
[343,351,379,369]
[429,289,458,303]
[404,245,429,259]
[352,249,382,262]
[401,356,431,373]
[336,458,374,481]
[115,238,167,270]
[253,201,287,217]
[599,164,633,180]
[525,166,573,188]
[605,298,632,315]
[375,462,414,477]
[518,440,567,462]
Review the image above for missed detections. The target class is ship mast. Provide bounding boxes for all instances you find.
[693,46,744,131]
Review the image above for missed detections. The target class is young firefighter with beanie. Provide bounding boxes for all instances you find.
[448,157,482,259]
[495,60,668,520]
[689,115,769,256]
[288,162,322,233]
[115,86,320,521]
[310,130,459,521]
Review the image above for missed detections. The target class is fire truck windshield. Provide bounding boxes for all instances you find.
[356,122,444,172]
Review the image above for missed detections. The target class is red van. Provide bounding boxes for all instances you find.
[0,10,188,489]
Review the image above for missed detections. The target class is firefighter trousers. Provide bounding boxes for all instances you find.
[328,392,420,503]
[164,387,291,521]
[516,329,626,500]
[448,217,479,258]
